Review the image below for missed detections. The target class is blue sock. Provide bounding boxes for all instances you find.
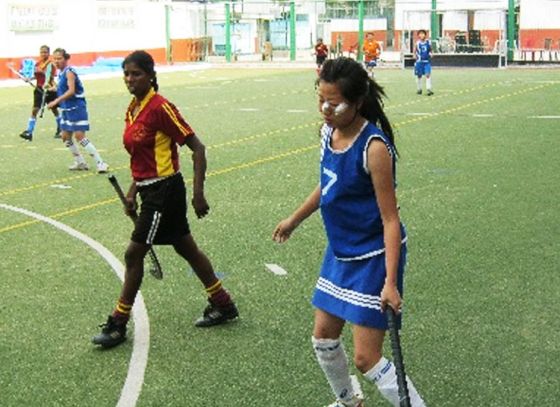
[26,118,36,133]
[55,116,61,132]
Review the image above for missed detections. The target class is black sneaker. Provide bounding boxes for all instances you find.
[92,316,127,348]
[19,130,33,141]
[416,90,422,95]
[54,131,61,139]
[427,90,434,96]
[195,300,239,327]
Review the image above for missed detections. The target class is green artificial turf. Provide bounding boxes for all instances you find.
[0,66,558,406]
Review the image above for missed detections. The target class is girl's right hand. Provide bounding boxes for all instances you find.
[272,218,297,243]
[124,196,137,217]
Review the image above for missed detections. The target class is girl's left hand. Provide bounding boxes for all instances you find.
[381,283,402,314]
[192,193,210,219]
[47,100,57,110]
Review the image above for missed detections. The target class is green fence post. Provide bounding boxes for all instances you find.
[225,2,231,62]
[507,0,516,61]
[357,0,364,61]
[165,4,172,63]
[431,0,438,40]
[290,1,296,61]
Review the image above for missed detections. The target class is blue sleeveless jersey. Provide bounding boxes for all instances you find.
[57,66,87,110]
[319,122,405,261]
[416,40,431,62]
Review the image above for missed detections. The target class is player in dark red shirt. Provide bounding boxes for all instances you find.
[93,51,238,348]
[314,38,329,69]
[19,45,61,141]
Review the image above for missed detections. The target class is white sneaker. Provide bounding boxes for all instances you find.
[326,397,363,407]
[69,162,89,171]
[96,162,109,174]
[326,376,364,407]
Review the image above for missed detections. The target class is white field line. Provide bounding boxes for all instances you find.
[0,203,149,407]
[472,113,495,117]
[265,263,288,276]
[528,115,560,119]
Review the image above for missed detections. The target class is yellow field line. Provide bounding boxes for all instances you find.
[0,79,523,198]
[0,198,118,234]
[0,166,128,198]
[0,81,554,235]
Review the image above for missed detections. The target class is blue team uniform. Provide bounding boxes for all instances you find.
[312,122,407,329]
[414,40,432,77]
[57,66,89,132]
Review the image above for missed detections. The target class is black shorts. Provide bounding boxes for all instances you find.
[316,55,327,66]
[33,88,57,109]
[131,173,191,245]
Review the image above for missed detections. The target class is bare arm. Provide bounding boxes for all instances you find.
[368,140,402,312]
[183,134,209,218]
[125,181,138,216]
[272,185,321,243]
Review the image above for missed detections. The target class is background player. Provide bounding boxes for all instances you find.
[92,50,238,348]
[314,38,329,72]
[19,45,61,141]
[47,48,108,173]
[273,58,426,407]
[363,32,381,78]
[414,30,433,96]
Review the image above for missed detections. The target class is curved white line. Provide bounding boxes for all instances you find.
[0,203,148,407]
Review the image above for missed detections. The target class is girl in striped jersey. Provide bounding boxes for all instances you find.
[92,51,238,349]
[273,58,426,407]
[47,48,108,173]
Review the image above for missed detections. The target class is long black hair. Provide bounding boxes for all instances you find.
[319,57,395,150]
[122,50,159,92]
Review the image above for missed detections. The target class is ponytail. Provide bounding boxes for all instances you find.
[151,74,159,92]
[361,78,396,153]
[319,57,397,155]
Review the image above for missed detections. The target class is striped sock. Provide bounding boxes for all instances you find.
[26,117,36,133]
[112,297,133,324]
[205,280,232,307]
[65,139,85,163]
[79,138,103,164]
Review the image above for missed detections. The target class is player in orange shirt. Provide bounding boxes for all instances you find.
[363,33,381,78]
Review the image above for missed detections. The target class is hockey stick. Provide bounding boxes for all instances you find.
[108,174,163,280]
[386,306,412,407]
[38,62,53,118]
[6,63,41,91]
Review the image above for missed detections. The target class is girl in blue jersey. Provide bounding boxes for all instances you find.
[414,30,433,96]
[273,57,425,407]
[47,48,108,173]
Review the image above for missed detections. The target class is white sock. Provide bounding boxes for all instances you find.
[426,77,432,91]
[312,337,358,405]
[416,77,422,91]
[79,138,103,164]
[363,356,426,407]
[65,140,85,164]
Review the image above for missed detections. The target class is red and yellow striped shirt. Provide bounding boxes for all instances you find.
[123,88,195,181]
